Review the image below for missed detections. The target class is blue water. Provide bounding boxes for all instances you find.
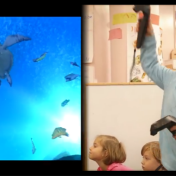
[0,17,81,160]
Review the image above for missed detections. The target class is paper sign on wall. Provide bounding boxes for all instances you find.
[109,28,122,40]
[112,12,137,25]
[139,13,159,25]
[126,22,162,82]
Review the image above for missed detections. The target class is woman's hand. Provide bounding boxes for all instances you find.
[136,18,154,36]
[170,126,176,140]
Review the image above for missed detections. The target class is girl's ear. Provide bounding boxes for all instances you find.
[103,150,108,157]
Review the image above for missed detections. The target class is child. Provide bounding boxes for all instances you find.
[89,135,132,171]
[136,14,176,170]
[141,141,166,171]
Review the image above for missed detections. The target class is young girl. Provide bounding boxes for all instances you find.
[89,135,132,171]
[141,141,166,171]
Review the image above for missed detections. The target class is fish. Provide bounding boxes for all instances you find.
[70,62,80,68]
[64,73,80,82]
[31,138,36,154]
[33,52,48,62]
[52,127,69,139]
[61,99,70,107]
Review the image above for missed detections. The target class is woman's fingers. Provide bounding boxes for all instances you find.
[136,19,153,36]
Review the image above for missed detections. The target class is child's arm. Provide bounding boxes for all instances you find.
[140,35,176,90]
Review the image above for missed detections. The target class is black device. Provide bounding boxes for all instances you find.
[133,5,150,48]
[150,115,176,136]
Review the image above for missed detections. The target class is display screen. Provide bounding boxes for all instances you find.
[0,17,81,160]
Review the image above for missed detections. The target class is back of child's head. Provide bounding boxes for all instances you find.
[95,135,126,165]
[141,141,161,163]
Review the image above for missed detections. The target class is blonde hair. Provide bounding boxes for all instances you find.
[141,141,161,163]
[95,135,126,165]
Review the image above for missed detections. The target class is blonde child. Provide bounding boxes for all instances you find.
[89,135,132,171]
[141,141,166,171]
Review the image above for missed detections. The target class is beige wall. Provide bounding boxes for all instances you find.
[84,5,111,83]
[84,5,175,83]
[160,5,175,64]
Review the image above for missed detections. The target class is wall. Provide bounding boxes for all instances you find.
[86,84,163,170]
[84,5,111,83]
[160,5,175,65]
[84,5,175,83]
[109,5,132,82]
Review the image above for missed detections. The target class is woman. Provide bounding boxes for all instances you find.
[136,14,176,170]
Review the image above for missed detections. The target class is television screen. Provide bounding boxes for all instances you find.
[0,17,81,160]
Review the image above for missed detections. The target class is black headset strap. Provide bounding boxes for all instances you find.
[155,165,163,171]
[130,49,136,81]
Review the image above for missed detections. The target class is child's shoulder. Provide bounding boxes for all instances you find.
[108,163,133,171]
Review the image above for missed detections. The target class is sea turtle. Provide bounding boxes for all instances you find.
[0,34,31,87]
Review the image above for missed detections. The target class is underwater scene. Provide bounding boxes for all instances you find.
[0,17,81,160]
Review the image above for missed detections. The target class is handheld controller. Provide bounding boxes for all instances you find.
[151,116,176,136]
[133,5,150,48]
